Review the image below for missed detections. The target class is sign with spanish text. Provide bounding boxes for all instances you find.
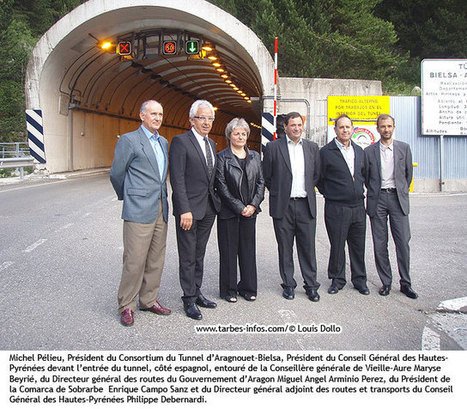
[327,96,390,148]
[421,59,467,136]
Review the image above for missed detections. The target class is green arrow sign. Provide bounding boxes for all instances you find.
[185,40,199,55]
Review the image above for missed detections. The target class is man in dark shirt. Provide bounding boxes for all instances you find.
[317,115,369,296]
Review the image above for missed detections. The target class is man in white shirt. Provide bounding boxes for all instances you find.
[262,112,321,302]
[169,100,222,319]
[364,114,417,299]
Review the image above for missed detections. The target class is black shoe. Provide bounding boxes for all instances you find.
[401,285,418,299]
[196,294,217,308]
[239,292,256,301]
[184,303,202,320]
[357,286,370,295]
[282,287,295,300]
[307,289,320,302]
[327,285,339,295]
[223,295,238,303]
[379,285,391,296]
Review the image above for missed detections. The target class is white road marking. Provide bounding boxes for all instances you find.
[422,327,440,350]
[0,261,14,271]
[422,297,467,350]
[24,238,47,253]
[437,297,467,313]
[55,223,74,232]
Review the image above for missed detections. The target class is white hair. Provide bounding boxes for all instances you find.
[189,100,215,118]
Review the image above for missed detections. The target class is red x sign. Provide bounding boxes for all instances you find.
[117,41,131,56]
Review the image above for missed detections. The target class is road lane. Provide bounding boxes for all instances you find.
[0,173,465,350]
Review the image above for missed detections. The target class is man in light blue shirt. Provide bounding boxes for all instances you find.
[110,100,171,326]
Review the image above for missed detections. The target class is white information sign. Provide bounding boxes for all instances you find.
[421,59,467,135]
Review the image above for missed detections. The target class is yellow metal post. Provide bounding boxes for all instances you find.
[409,162,418,192]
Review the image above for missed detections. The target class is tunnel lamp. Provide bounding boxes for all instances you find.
[225,79,232,84]
[244,96,249,100]
[229,83,236,87]
[240,93,246,96]
[213,107,218,111]
[216,68,225,72]
[221,74,228,79]
[232,87,239,91]
[247,100,252,104]
[212,62,221,67]
[100,41,113,50]
[202,45,213,52]
[237,90,243,94]
[208,55,218,61]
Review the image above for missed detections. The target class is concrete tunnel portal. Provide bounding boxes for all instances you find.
[25,0,274,173]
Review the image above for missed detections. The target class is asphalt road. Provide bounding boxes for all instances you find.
[0,172,466,351]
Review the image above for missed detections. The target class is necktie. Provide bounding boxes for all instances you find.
[204,137,214,176]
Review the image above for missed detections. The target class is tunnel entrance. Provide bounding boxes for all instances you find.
[25,0,274,173]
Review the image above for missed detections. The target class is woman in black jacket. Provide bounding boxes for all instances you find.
[215,118,265,302]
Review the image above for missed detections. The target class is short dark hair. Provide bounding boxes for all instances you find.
[376,114,395,127]
[334,114,353,127]
[284,111,302,126]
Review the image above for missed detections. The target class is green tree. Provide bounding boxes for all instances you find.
[210,0,406,90]
[376,0,467,59]
[0,0,85,142]
[0,19,36,142]
[375,0,467,90]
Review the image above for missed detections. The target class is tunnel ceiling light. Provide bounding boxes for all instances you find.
[212,62,221,67]
[221,74,228,78]
[208,55,218,61]
[216,68,225,72]
[232,87,239,90]
[225,79,232,84]
[213,107,218,111]
[100,41,113,50]
[237,90,243,94]
[202,46,213,52]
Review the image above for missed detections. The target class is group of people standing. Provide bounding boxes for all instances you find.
[110,98,417,327]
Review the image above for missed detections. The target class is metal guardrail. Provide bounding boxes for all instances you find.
[0,142,34,178]
[0,157,35,168]
[1,142,30,158]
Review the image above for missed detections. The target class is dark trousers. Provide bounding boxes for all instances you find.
[324,201,367,289]
[217,216,257,298]
[175,200,216,305]
[272,198,319,291]
[370,190,411,287]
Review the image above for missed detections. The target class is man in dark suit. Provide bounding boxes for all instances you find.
[110,100,171,327]
[262,112,321,302]
[169,100,221,320]
[318,115,369,296]
[364,114,418,299]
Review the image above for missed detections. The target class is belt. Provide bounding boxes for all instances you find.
[290,197,306,200]
[381,188,396,192]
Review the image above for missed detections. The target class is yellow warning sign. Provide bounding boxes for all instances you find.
[327,96,390,125]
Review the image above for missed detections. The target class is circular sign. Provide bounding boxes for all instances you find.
[352,127,376,148]
[163,41,176,55]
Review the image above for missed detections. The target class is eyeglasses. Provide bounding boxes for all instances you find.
[194,116,215,122]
